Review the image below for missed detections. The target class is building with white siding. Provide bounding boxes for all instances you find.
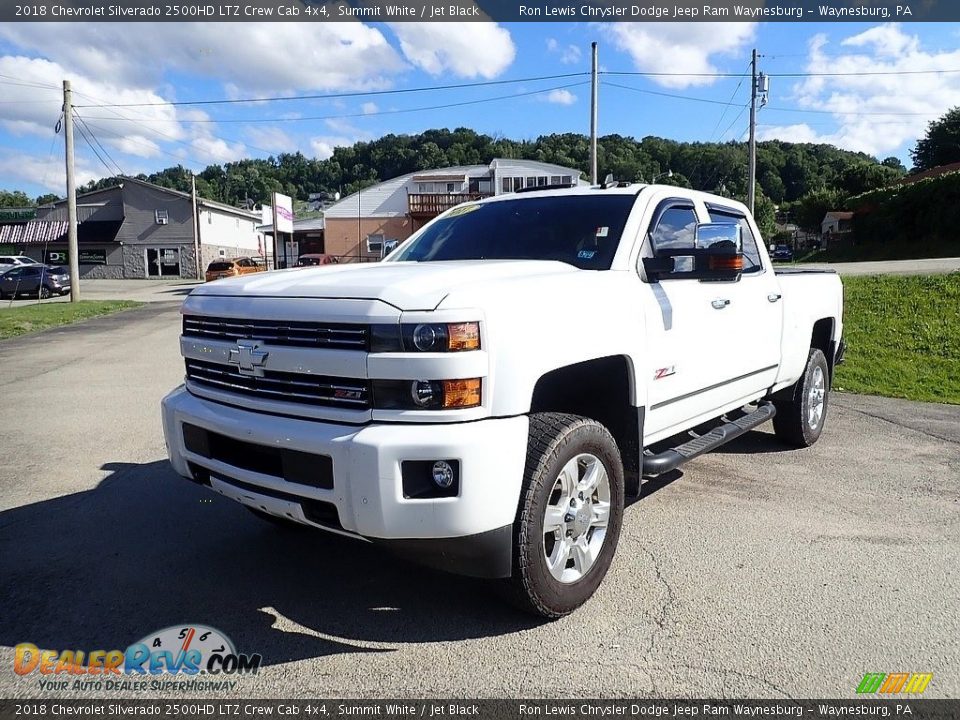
[323,159,587,261]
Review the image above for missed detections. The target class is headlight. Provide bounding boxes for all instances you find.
[369,322,480,353]
[373,378,482,409]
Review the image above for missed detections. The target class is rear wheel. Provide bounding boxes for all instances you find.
[773,348,830,447]
[504,413,624,618]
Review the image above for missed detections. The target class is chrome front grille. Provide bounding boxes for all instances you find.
[183,315,367,350]
[186,359,370,409]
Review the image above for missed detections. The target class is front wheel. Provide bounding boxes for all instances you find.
[504,413,624,619]
[39,286,51,299]
[773,348,830,447]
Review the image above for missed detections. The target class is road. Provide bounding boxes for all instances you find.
[0,304,957,699]
[791,256,960,276]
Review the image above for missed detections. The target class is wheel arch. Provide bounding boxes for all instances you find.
[529,355,642,487]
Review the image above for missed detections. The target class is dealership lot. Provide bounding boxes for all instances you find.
[0,303,957,699]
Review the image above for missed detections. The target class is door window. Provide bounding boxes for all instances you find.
[650,206,697,253]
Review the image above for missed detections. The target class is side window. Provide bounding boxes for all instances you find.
[650,205,697,254]
[707,207,763,273]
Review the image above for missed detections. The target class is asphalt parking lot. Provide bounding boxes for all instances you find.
[0,302,957,699]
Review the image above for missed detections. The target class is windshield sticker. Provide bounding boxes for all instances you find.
[578,250,597,259]
[596,226,609,237]
[445,204,481,218]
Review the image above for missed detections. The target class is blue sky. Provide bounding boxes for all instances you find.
[2,21,959,198]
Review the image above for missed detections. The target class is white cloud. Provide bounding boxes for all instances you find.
[387,22,515,79]
[546,38,581,65]
[361,102,379,115]
[245,126,296,154]
[561,45,582,65]
[605,22,756,88]
[0,150,100,193]
[309,137,352,161]
[542,89,577,106]
[309,119,373,160]
[0,23,407,95]
[758,25,960,157]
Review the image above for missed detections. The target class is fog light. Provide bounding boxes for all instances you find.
[432,460,455,489]
[410,380,439,407]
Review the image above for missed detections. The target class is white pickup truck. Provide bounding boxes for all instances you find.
[162,184,844,618]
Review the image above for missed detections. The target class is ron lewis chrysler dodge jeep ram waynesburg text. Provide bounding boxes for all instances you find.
[162,183,845,618]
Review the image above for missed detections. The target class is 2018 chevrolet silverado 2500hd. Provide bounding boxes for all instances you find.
[162,184,844,618]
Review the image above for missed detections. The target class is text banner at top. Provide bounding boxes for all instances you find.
[3,0,955,22]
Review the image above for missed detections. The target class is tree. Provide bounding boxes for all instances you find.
[0,190,32,208]
[910,107,960,171]
[793,189,847,233]
[35,193,61,206]
[838,162,902,195]
[881,156,906,173]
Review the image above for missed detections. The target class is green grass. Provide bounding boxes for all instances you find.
[0,300,143,340]
[834,274,960,404]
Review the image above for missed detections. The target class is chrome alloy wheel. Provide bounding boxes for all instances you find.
[542,453,611,584]
[808,365,826,430]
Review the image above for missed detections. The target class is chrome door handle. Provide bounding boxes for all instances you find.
[711,298,730,309]
[767,293,782,303]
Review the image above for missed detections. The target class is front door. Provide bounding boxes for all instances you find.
[146,248,181,277]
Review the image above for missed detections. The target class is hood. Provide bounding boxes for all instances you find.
[189,259,580,311]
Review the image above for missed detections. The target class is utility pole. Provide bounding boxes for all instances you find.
[63,80,80,302]
[271,191,280,270]
[190,172,201,279]
[590,41,599,185]
[747,49,758,215]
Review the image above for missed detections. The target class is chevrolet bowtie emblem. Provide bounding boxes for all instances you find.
[228,341,269,377]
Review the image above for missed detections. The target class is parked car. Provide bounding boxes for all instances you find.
[0,255,38,268]
[296,254,339,267]
[163,185,844,618]
[204,257,266,282]
[0,264,71,298]
[770,244,794,262]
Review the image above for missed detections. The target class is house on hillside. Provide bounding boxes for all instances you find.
[323,159,587,261]
[0,177,262,279]
[821,211,854,246]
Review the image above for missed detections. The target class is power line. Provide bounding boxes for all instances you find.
[80,119,208,171]
[73,110,125,176]
[605,68,960,79]
[719,103,751,142]
[73,116,122,177]
[80,81,592,125]
[73,72,591,108]
[71,88,277,162]
[709,63,751,142]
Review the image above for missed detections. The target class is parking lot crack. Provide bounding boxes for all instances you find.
[839,404,959,446]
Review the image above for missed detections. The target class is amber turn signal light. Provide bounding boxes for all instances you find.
[708,256,744,271]
[447,322,480,351]
[442,378,482,408]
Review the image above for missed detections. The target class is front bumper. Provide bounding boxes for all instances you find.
[161,385,528,577]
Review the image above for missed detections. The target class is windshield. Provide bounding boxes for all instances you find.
[389,194,637,270]
[207,262,233,271]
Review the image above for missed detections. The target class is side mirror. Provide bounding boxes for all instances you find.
[643,223,743,282]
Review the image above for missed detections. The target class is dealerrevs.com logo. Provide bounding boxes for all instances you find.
[14,624,262,692]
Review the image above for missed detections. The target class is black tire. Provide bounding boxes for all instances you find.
[246,506,306,531]
[39,286,51,299]
[773,348,830,448]
[503,412,624,619]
